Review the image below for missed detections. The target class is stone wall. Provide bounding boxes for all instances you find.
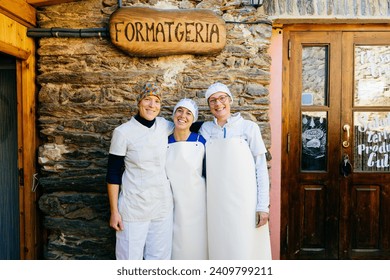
[36,0,272,259]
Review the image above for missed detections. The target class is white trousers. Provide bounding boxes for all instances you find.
[115,211,173,260]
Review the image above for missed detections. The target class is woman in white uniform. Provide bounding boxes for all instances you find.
[166,99,208,260]
[199,82,272,260]
[106,82,174,260]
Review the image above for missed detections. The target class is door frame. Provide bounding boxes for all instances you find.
[0,13,39,259]
[281,24,390,260]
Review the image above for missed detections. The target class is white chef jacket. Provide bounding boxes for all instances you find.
[109,116,174,221]
[199,112,270,212]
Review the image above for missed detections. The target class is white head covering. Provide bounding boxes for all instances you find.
[204,82,233,102]
[173,98,199,123]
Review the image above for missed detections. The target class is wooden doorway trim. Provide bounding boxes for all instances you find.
[0,13,38,259]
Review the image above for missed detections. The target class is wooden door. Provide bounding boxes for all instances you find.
[281,27,390,260]
[0,53,20,259]
[0,12,39,259]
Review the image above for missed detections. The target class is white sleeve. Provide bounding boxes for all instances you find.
[109,129,127,156]
[247,121,267,156]
[255,153,270,213]
[199,122,211,141]
[163,118,174,135]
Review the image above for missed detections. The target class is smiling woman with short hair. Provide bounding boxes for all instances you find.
[106,82,174,260]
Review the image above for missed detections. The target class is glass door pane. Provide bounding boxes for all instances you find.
[302,46,329,106]
[354,46,390,106]
[353,111,390,171]
[301,111,328,171]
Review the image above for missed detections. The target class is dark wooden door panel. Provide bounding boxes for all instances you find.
[284,31,341,260]
[300,184,326,248]
[351,185,380,250]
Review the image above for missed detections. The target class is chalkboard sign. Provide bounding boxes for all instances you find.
[301,114,327,171]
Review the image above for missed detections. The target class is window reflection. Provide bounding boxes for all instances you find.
[355,46,390,106]
[302,46,329,106]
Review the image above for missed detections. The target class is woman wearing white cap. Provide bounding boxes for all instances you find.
[106,82,174,260]
[199,82,272,260]
[166,98,208,260]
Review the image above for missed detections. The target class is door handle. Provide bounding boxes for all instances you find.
[342,124,350,148]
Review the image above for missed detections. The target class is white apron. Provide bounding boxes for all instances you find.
[206,138,272,260]
[166,141,208,260]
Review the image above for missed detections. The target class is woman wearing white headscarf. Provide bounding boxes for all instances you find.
[200,82,272,260]
[166,98,208,260]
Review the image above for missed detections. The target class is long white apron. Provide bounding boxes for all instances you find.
[166,141,208,260]
[206,138,272,260]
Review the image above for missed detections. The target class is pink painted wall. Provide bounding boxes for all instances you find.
[268,27,283,260]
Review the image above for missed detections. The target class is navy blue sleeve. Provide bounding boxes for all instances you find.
[106,153,125,184]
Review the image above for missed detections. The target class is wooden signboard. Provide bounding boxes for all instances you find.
[109,7,226,57]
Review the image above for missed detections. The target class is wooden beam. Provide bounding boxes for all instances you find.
[27,0,80,7]
[0,0,36,26]
[0,40,31,59]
